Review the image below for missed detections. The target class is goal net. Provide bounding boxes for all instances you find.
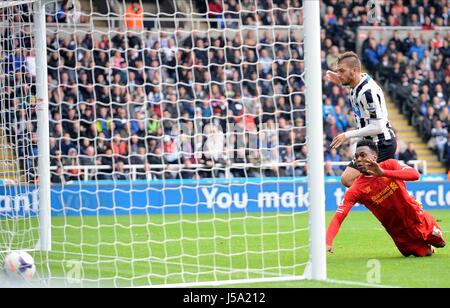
[0,0,325,287]
[0,0,39,253]
[0,0,52,286]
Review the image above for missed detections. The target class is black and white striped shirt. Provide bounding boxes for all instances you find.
[349,74,394,143]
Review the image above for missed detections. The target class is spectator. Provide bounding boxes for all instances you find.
[333,105,348,132]
[162,135,179,164]
[364,38,380,74]
[113,161,130,180]
[203,123,225,163]
[55,0,71,23]
[421,106,438,142]
[326,45,340,69]
[404,84,421,124]
[60,133,76,155]
[325,148,343,175]
[281,146,301,177]
[324,116,340,144]
[399,142,418,167]
[180,159,198,180]
[322,97,336,120]
[113,107,130,136]
[136,163,154,180]
[96,107,113,138]
[208,0,224,28]
[63,147,83,181]
[440,39,450,61]
[51,166,68,184]
[324,161,337,176]
[444,132,450,171]
[111,133,128,162]
[125,0,144,31]
[99,149,114,180]
[428,120,448,161]
[79,146,97,166]
[407,38,426,61]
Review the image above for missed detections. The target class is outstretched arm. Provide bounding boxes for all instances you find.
[330,119,386,149]
[343,119,386,138]
[326,191,357,252]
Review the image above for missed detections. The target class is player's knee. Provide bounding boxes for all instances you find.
[407,251,431,257]
[399,248,424,257]
[416,246,435,257]
[435,241,446,248]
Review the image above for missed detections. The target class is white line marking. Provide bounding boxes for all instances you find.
[325,278,401,288]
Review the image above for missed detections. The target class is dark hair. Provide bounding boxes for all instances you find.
[337,51,361,69]
[356,139,378,155]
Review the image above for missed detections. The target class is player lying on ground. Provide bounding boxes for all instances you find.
[326,139,446,257]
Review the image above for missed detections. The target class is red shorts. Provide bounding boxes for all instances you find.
[391,211,445,257]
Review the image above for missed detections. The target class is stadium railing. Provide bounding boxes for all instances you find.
[48,160,428,181]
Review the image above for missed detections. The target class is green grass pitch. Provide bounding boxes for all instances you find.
[2,210,449,288]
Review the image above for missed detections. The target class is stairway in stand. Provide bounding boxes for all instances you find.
[386,100,447,174]
[0,128,20,183]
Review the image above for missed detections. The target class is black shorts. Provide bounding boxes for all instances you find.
[347,138,397,170]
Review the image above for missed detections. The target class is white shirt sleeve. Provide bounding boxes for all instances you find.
[344,118,386,139]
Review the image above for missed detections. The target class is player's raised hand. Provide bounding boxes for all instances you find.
[330,133,347,149]
[365,159,385,177]
[325,70,340,84]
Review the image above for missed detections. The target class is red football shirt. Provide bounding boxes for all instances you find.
[327,159,422,246]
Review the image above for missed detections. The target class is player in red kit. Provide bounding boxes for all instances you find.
[326,140,446,257]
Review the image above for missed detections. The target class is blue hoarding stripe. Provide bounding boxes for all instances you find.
[1,180,449,217]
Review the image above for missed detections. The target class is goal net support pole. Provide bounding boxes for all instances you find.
[35,0,51,252]
[304,0,327,281]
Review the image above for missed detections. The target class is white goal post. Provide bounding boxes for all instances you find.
[0,0,51,256]
[35,0,52,252]
[0,0,326,287]
[304,0,326,281]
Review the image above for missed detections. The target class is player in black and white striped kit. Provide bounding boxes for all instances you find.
[326,51,397,188]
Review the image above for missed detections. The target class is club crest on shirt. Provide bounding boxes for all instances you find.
[389,182,399,191]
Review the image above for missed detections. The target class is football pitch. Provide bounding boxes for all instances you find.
[3,210,449,288]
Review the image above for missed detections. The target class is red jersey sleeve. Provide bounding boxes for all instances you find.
[381,159,420,181]
[326,188,359,246]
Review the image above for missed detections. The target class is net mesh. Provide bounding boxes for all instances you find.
[0,0,39,257]
[2,0,312,287]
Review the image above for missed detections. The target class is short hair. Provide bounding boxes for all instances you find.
[356,139,378,155]
[337,51,361,69]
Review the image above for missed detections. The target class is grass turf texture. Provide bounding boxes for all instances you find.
[1,210,449,288]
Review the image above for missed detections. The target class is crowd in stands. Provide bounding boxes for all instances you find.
[45,0,312,182]
[2,0,450,183]
[360,31,450,171]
